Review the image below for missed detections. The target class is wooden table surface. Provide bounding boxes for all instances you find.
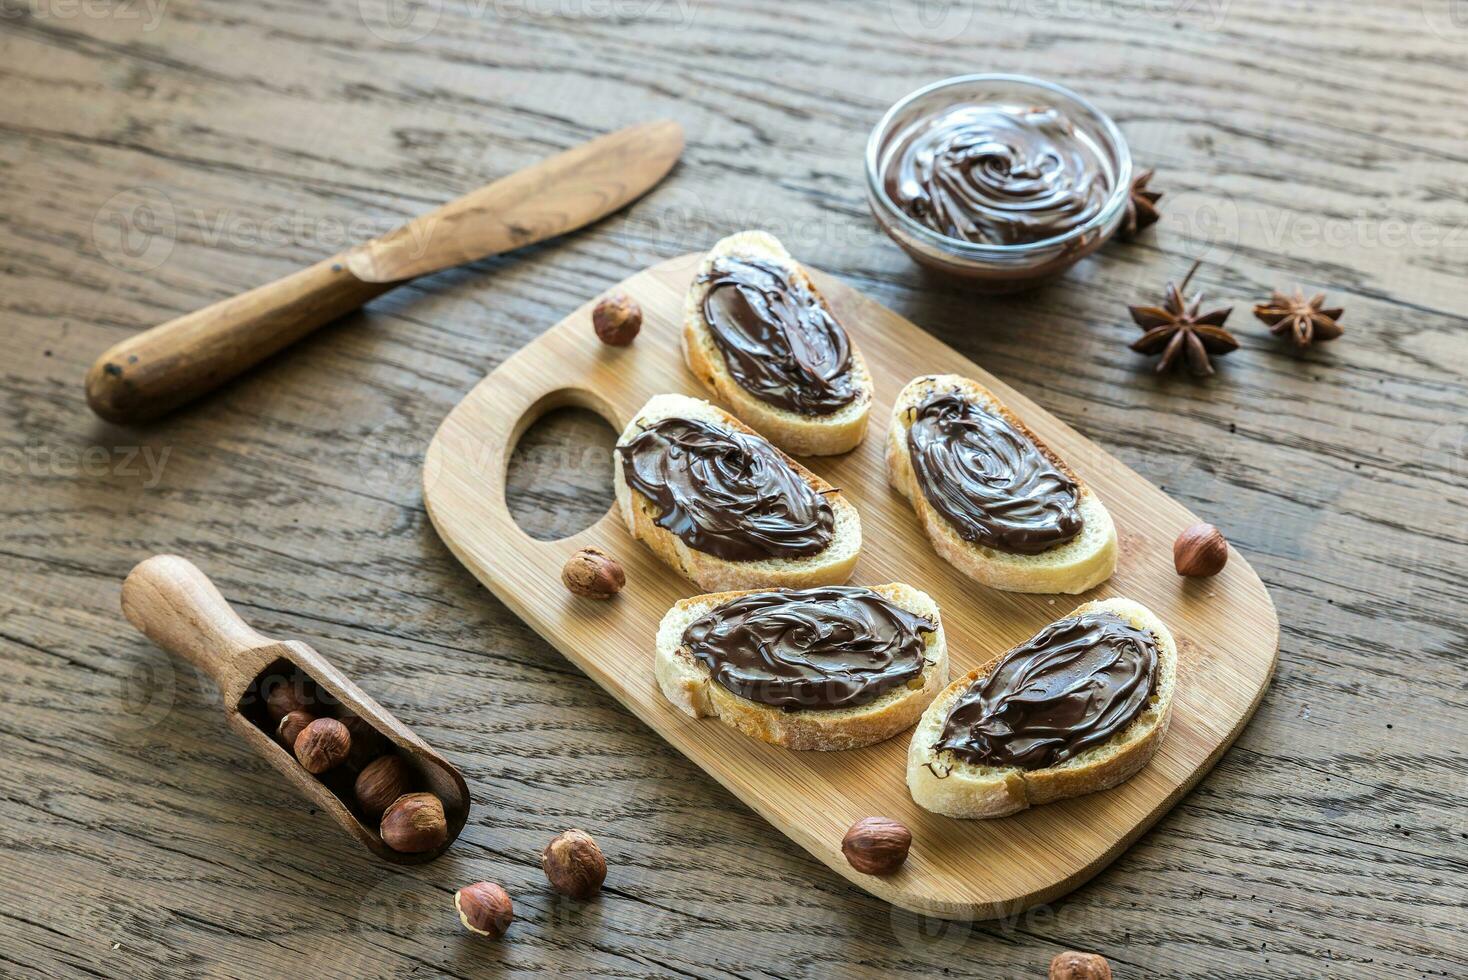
[2,2,1463,977]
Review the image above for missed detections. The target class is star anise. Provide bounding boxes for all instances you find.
[1129,260,1237,376]
[1118,168,1162,240]
[1253,288,1344,348]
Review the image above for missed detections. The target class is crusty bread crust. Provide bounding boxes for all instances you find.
[614,393,861,591]
[906,597,1176,818]
[656,583,947,751]
[886,374,1117,594]
[682,231,873,456]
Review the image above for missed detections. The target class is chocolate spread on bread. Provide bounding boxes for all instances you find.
[681,587,935,710]
[618,416,834,561]
[882,104,1111,246]
[698,256,857,416]
[906,390,1082,554]
[934,612,1158,769]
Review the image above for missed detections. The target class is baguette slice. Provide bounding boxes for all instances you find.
[656,583,948,751]
[682,230,873,456]
[887,374,1116,594]
[614,393,861,591]
[906,597,1176,819]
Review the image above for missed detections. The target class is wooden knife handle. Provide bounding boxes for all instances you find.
[86,255,395,424]
[121,554,274,686]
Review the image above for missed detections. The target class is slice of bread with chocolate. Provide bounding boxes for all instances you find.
[906,597,1176,818]
[615,393,861,591]
[682,231,873,456]
[656,583,947,751]
[887,374,1116,594]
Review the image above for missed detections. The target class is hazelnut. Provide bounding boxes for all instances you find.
[263,675,310,721]
[841,816,911,875]
[380,792,447,853]
[1050,951,1112,980]
[354,754,415,819]
[294,717,351,774]
[592,291,642,345]
[340,714,389,770]
[541,829,606,899]
[561,547,625,599]
[455,881,512,939]
[1174,522,1228,577]
[276,709,316,748]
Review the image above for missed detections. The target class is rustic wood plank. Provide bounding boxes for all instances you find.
[1,0,1464,976]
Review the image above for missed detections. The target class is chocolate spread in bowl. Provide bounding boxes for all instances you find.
[617,416,833,561]
[935,611,1159,769]
[681,586,936,710]
[882,103,1112,247]
[906,390,1082,555]
[698,256,857,416]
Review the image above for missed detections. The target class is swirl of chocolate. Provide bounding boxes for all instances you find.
[618,416,833,561]
[935,612,1158,769]
[698,256,857,416]
[883,104,1110,246]
[682,587,936,711]
[906,390,1082,554]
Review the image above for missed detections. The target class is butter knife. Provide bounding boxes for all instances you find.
[86,119,684,424]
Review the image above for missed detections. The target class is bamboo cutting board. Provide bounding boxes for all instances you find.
[423,253,1279,919]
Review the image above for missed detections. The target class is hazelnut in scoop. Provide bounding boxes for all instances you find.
[264,675,311,721]
[339,714,389,770]
[294,717,351,774]
[354,755,414,819]
[380,792,447,853]
[276,709,316,749]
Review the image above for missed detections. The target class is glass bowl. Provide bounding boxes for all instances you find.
[865,74,1131,292]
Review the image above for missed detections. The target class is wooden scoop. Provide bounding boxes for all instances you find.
[121,554,470,864]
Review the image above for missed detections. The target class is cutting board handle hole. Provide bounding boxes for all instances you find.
[505,392,618,542]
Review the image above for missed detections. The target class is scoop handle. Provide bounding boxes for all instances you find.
[121,555,273,687]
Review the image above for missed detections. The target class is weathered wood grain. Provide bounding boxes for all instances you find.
[0,0,1464,976]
